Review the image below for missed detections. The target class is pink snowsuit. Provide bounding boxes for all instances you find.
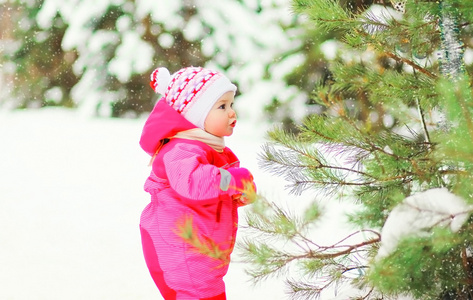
[139,100,246,300]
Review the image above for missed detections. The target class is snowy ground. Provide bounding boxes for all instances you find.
[0,108,352,299]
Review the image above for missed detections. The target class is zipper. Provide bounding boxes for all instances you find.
[216,200,222,222]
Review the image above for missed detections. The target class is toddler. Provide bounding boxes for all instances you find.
[139,66,256,300]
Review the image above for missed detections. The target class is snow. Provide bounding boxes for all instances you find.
[464,48,473,65]
[44,87,64,104]
[0,108,280,299]
[320,40,341,60]
[157,33,175,49]
[108,31,154,83]
[362,4,402,35]
[137,0,182,30]
[376,188,473,259]
[30,0,311,125]
[6,85,468,300]
[0,107,360,299]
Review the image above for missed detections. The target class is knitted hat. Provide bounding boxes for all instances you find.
[150,66,237,129]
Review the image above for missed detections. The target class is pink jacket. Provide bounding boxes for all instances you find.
[139,100,244,297]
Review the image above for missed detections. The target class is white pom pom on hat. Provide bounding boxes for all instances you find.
[149,67,171,95]
[149,66,237,129]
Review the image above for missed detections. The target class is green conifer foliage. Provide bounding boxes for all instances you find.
[241,1,473,299]
[1,2,78,109]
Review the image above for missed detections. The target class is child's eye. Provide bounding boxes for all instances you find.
[219,104,226,109]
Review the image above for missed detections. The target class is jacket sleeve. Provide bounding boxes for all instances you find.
[161,143,228,204]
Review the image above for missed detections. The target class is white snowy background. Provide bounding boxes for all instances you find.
[0,107,357,300]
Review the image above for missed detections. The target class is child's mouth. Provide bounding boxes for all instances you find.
[230,120,236,128]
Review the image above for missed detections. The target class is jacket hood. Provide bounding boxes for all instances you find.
[140,100,196,156]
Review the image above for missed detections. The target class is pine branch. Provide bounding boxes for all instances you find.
[241,236,377,286]
[292,0,352,30]
[416,96,431,144]
[304,237,380,260]
[305,113,426,162]
[259,142,374,195]
[295,0,438,80]
[244,206,381,262]
[174,215,232,266]
[461,247,473,286]
[326,229,381,250]
[261,121,436,197]
[262,140,376,179]
[241,241,296,282]
[457,90,473,142]
[350,25,438,79]
[286,279,330,300]
[385,50,436,78]
[240,193,384,298]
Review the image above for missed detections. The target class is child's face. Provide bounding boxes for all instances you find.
[204,91,237,137]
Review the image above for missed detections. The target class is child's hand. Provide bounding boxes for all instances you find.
[227,167,253,191]
[232,192,256,206]
[227,167,257,205]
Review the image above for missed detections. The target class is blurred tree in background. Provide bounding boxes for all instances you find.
[0,1,78,109]
[2,0,407,128]
[240,0,473,299]
[0,0,321,123]
[3,0,472,124]
[1,0,208,117]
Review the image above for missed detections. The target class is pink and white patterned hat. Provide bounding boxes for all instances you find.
[150,66,237,129]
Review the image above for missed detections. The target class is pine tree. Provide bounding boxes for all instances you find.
[240,1,473,299]
[0,1,78,109]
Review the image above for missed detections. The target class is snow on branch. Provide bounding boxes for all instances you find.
[376,188,473,259]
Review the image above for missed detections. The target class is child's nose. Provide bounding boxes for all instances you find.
[229,108,236,118]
